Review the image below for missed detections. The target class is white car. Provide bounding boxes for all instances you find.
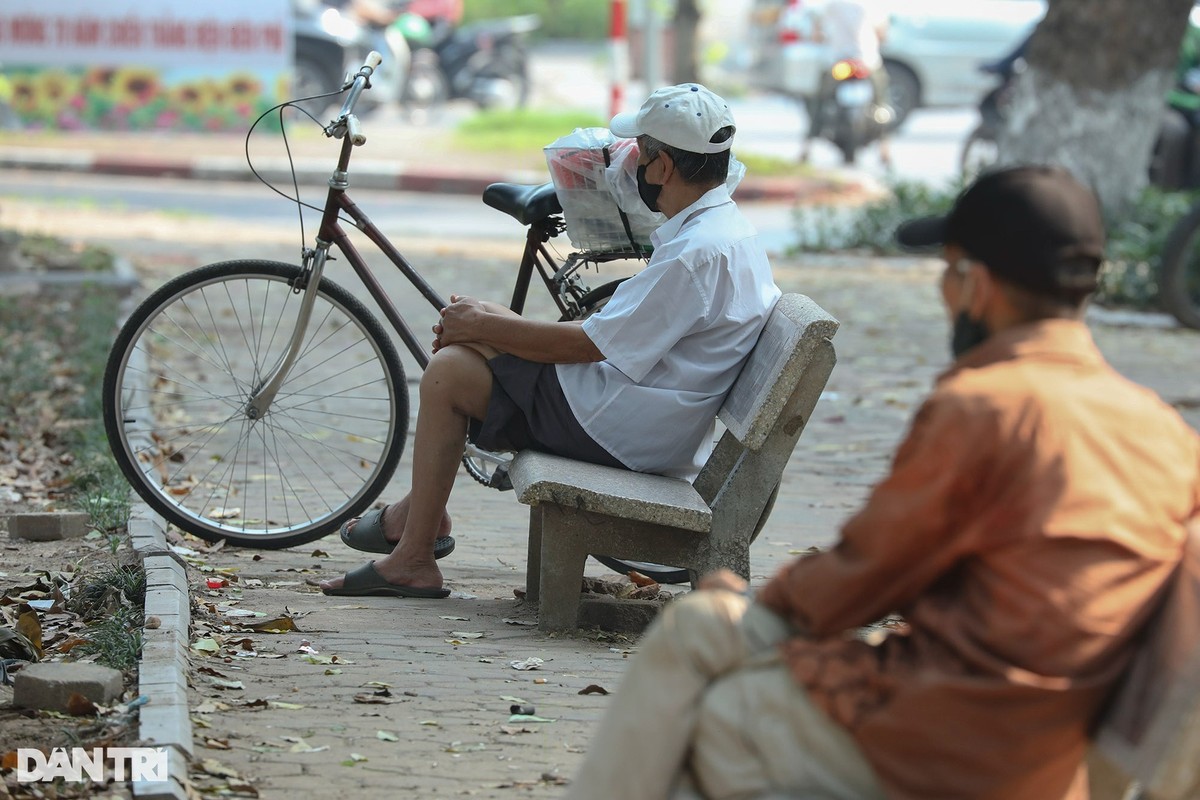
[749,0,1045,126]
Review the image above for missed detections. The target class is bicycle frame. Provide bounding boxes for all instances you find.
[248,118,583,420]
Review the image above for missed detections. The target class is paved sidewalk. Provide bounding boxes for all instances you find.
[4,180,1196,798]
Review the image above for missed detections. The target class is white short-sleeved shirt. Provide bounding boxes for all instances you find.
[816,0,886,69]
[556,185,781,480]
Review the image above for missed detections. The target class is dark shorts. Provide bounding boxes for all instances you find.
[468,354,626,469]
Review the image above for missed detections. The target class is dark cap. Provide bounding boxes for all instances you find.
[896,165,1106,296]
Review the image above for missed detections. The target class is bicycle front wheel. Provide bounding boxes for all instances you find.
[1160,202,1200,329]
[104,260,409,549]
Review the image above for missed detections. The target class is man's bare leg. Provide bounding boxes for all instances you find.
[319,344,493,592]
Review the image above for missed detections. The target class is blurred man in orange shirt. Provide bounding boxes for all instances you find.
[565,165,1200,800]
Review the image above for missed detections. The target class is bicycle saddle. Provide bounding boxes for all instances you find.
[483,182,562,227]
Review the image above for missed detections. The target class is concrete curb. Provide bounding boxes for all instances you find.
[0,148,842,203]
[130,508,192,800]
[107,252,192,800]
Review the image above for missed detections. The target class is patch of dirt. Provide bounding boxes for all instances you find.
[0,537,143,800]
[0,234,142,799]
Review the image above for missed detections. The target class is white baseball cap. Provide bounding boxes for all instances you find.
[609,83,736,154]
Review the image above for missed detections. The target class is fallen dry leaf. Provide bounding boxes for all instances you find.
[246,616,298,633]
[353,693,396,705]
[199,758,240,778]
[627,570,656,587]
[509,657,543,671]
[65,692,97,717]
[16,608,43,659]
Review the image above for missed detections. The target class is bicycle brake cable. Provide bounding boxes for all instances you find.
[245,91,344,256]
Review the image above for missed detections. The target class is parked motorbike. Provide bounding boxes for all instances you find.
[810,58,892,164]
[958,40,1026,180]
[1149,72,1200,191]
[292,0,371,117]
[401,13,540,111]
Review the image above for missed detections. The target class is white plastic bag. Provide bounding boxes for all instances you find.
[604,138,747,230]
[603,138,666,245]
[545,127,642,250]
[546,127,749,251]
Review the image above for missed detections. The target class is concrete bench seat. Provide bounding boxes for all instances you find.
[510,293,839,632]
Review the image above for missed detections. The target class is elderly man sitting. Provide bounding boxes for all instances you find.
[320,84,781,598]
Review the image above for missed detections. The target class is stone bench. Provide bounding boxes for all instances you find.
[509,293,839,632]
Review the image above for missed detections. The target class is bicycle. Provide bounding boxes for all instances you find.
[102,52,645,553]
[1157,198,1200,330]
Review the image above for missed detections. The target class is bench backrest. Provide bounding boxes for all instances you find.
[693,294,839,522]
[1092,523,1200,800]
[718,294,840,450]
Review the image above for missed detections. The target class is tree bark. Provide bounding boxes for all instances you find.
[997,0,1194,214]
[672,0,701,84]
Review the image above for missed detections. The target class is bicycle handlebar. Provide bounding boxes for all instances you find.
[327,51,383,145]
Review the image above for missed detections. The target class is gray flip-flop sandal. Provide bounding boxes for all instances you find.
[340,508,455,559]
[321,561,450,598]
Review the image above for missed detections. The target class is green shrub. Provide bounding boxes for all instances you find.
[1097,187,1200,309]
[791,178,964,254]
[791,179,1200,311]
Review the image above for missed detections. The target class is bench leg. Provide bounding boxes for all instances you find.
[537,508,590,631]
[687,540,751,587]
[525,508,543,603]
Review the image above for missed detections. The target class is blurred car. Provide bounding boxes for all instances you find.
[749,0,1045,127]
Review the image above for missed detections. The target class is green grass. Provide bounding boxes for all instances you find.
[453,110,815,180]
[455,109,608,152]
[0,240,132,531]
[78,604,144,672]
[18,233,115,272]
[737,151,820,179]
[461,0,609,40]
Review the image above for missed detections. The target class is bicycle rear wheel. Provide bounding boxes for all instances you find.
[593,483,780,585]
[1159,202,1200,329]
[103,260,408,549]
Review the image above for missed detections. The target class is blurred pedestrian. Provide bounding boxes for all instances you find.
[801,0,892,166]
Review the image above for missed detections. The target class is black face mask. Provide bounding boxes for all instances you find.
[636,163,663,212]
[950,310,990,359]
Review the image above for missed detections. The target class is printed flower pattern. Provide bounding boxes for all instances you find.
[0,65,284,132]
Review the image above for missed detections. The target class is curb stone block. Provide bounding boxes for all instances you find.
[130,743,189,800]
[7,512,89,541]
[12,662,123,712]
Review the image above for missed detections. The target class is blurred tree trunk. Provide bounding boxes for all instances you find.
[672,0,701,83]
[997,0,1193,215]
